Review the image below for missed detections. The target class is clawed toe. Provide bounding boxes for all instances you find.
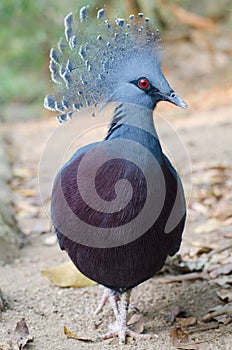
[96,321,153,344]
[94,289,156,344]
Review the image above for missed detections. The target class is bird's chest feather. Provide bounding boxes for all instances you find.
[60,136,164,222]
[52,132,184,289]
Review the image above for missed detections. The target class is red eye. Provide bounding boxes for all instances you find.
[138,78,150,89]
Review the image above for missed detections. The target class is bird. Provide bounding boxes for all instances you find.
[44,6,187,344]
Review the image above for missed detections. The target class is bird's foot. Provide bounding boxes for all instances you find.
[96,321,151,344]
[95,290,153,344]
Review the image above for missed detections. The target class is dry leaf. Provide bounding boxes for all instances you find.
[202,302,232,322]
[170,327,189,348]
[213,275,232,286]
[209,263,232,279]
[208,165,230,172]
[183,256,209,272]
[176,317,197,328]
[189,245,212,257]
[128,314,144,334]
[15,200,38,216]
[211,200,232,221]
[165,254,209,274]
[170,327,207,349]
[14,318,33,349]
[64,326,92,342]
[13,168,32,179]
[191,202,208,216]
[160,272,209,284]
[17,189,35,197]
[216,289,232,302]
[195,219,222,234]
[222,231,232,239]
[213,314,231,325]
[125,337,134,344]
[210,250,231,265]
[41,261,97,288]
[164,306,185,323]
[225,218,232,226]
[187,324,218,334]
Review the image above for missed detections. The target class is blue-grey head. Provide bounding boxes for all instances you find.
[108,48,187,110]
[44,7,187,122]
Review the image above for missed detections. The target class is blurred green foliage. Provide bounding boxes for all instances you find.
[0,0,87,105]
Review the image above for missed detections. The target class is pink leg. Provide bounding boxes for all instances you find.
[95,288,120,316]
[96,290,154,344]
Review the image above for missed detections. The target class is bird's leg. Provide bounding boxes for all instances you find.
[94,288,111,315]
[109,290,120,318]
[117,290,130,343]
[95,287,120,315]
[95,287,139,315]
[96,290,152,344]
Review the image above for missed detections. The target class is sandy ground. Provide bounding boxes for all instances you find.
[0,97,232,349]
[1,32,232,348]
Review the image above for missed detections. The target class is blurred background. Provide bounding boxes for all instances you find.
[0,0,231,120]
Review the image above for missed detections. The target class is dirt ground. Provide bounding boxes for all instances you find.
[1,41,232,349]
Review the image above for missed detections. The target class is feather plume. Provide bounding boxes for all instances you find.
[44,6,160,122]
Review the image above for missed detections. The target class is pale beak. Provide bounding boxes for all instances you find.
[167,91,188,109]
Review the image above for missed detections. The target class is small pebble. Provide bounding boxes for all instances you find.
[42,235,57,246]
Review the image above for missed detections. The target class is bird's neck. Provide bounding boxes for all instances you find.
[106,103,158,139]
